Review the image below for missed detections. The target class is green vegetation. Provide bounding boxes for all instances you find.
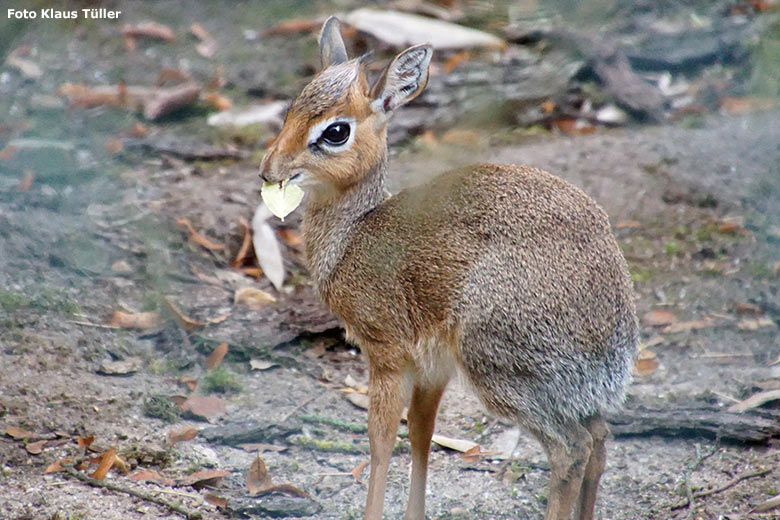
[629,265,654,284]
[0,288,79,314]
[200,366,242,393]
[143,394,181,423]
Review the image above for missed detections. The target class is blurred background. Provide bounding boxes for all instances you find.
[1,1,779,519]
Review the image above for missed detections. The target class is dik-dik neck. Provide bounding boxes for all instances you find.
[302,153,389,293]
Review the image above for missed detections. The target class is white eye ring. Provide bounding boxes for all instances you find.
[307,117,356,152]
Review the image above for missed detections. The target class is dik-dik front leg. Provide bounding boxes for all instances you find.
[365,366,405,520]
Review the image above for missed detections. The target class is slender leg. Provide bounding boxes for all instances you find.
[575,415,609,520]
[404,383,447,520]
[532,423,592,520]
[365,368,405,520]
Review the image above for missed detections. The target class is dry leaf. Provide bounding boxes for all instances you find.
[752,493,780,514]
[277,228,303,247]
[203,93,233,111]
[236,443,287,453]
[346,393,370,410]
[351,460,369,483]
[205,342,228,369]
[541,99,555,114]
[99,357,143,375]
[209,313,230,324]
[737,317,776,331]
[105,138,123,155]
[0,146,18,160]
[431,434,478,453]
[166,426,199,446]
[5,426,36,439]
[642,309,677,327]
[231,217,253,268]
[190,23,218,58]
[616,220,642,229]
[26,440,46,455]
[163,297,206,331]
[720,96,777,115]
[443,50,470,73]
[303,344,326,359]
[175,218,225,251]
[240,267,264,279]
[727,390,780,413]
[461,445,482,463]
[177,395,227,420]
[265,18,323,36]
[77,435,94,450]
[179,377,198,391]
[90,448,117,480]
[144,83,201,121]
[122,22,176,42]
[252,204,286,290]
[247,455,273,495]
[109,310,163,330]
[128,122,148,137]
[249,359,278,371]
[6,52,43,79]
[554,118,595,135]
[44,458,71,474]
[129,470,176,486]
[234,287,276,309]
[662,317,715,334]
[441,129,479,147]
[205,494,229,508]
[734,303,763,317]
[180,469,228,489]
[16,170,34,191]
[634,349,659,375]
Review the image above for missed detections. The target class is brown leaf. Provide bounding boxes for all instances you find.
[737,317,776,331]
[642,309,677,327]
[727,389,780,413]
[166,426,199,446]
[5,426,36,439]
[122,21,176,42]
[26,440,46,455]
[234,287,276,309]
[205,342,228,369]
[231,217,253,268]
[351,460,369,483]
[203,93,233,111]
[77,435,94,450]
[461,445,482,463]
[109,310,163,330]
[90,448,117,480]
[616,220,642,229]
[190,23,218,58]
[634,349,659,375]
[143,83,201,121]
[179,377,198,391]
[441,129,479,147]
[163,297,206,331]
[177,395,227,420]
[431,434,478,453]
[277,228,303,247]
[541,99,556,114]
[105,138,123,155]
[205,494,229,508]
[156,68,191,87]
[129,470,176,486]
[662,317,716,334]
[128,122,148,137]
[16,170,34,191]
[180,469,228,489]
[0,145,18,160]
[99,357,143,375]
[443,50,470,73]
[554,118,595,135]
[734,303,763,317]
[264,18,323,36]
[258,483,310,499]
[209,313,230,324]
[175,218,225,251]
[247,455,273,495]
[720,96,777,115]
[44,458,71,474]
[240,267,264,279]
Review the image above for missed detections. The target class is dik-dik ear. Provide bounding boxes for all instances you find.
[370,44,433,114]
[319,16,348,69]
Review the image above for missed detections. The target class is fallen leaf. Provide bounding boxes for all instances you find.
[541,99,556,114]
[431,434,478,453]
[249,359,278,371]
[642,309,677,327]
[303,344,326,359]
[616,220,642,229]
[109,310,163,330]
[105,138,123,155]
[180,469,228,489]
[264,18,323,36]
[175,218,225,251]
[177,395,227,421]
[247,455,273,495]
[737,317,776,331]
[5,426,36,439]
[208,313,230,324]
[644,335,666,348]
[16,170,34,191]
[554,118,595,135]
[190,23,218,58]
[346,393,369,410]
[128,122,148,137]
[166,426,199,446]
[443,50,470,73]
[240,267,264,279]
[752,493,780,514]
[179,377,198,391]
[143,83,201,121]
[207,101,288,127]
[205,494,229,508]
[0,146,17,160]
[163,297,206,331]
[122,21,176,42]
[77,435,94,450]
[633,349,659,375]
[110,260,133,274]
[234,287,276,309]
[351,460,369,483]
[252,205,286,290]
[461,445,482,463]
[129,470,176,486]
[6,53,43,79]
[734,303,763,317]
[203,92,232,111]
[98,357,143,375]
[441,129,480,147]
[231,217,253,268]
[662,317,716,334]
[44,458,71,474]
[90,448,117,480]
[205,342,228,369]
[728,390,780,413]
[720,96,777,115]
[236,443,287,453]
[277,228,303,247]
[26,440,46,455]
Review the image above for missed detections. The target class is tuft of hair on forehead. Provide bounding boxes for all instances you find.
[291,60,364,120]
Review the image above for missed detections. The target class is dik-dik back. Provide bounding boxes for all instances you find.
[260,16,638,520]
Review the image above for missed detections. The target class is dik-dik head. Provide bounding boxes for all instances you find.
[260,17,432,196]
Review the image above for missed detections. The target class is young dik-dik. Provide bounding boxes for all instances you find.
[260,17,638,520]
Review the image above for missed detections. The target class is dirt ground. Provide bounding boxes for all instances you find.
[2,2,780,520]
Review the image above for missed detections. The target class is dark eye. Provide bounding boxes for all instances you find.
[320,122,350,146]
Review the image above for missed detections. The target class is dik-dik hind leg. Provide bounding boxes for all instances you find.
[531,422,592,520]
[574,415,609,520]
[405,383,446,520]
[365,368,405,520]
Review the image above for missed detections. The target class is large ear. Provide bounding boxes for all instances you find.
[319,17,348,69]
[370,44,433,114]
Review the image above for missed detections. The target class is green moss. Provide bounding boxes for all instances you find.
[143,394,181,423]
[664,241,683,256]
[629,265,654,283]
[200,366,242,394]
[0,288,79,314]
[748,260,772,279]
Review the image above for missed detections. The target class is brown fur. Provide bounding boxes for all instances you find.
[259,21,638,520]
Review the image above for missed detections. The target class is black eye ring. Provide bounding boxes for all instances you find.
[320,122,350,146]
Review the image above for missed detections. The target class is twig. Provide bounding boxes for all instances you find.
[672,468,772,510]
[70,320,120,330]
[60,463,202,519]
[279,393,320,423]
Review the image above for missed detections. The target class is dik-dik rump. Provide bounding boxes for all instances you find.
[259,17,639,520]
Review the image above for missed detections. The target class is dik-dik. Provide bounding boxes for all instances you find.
[259,17,638,520]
